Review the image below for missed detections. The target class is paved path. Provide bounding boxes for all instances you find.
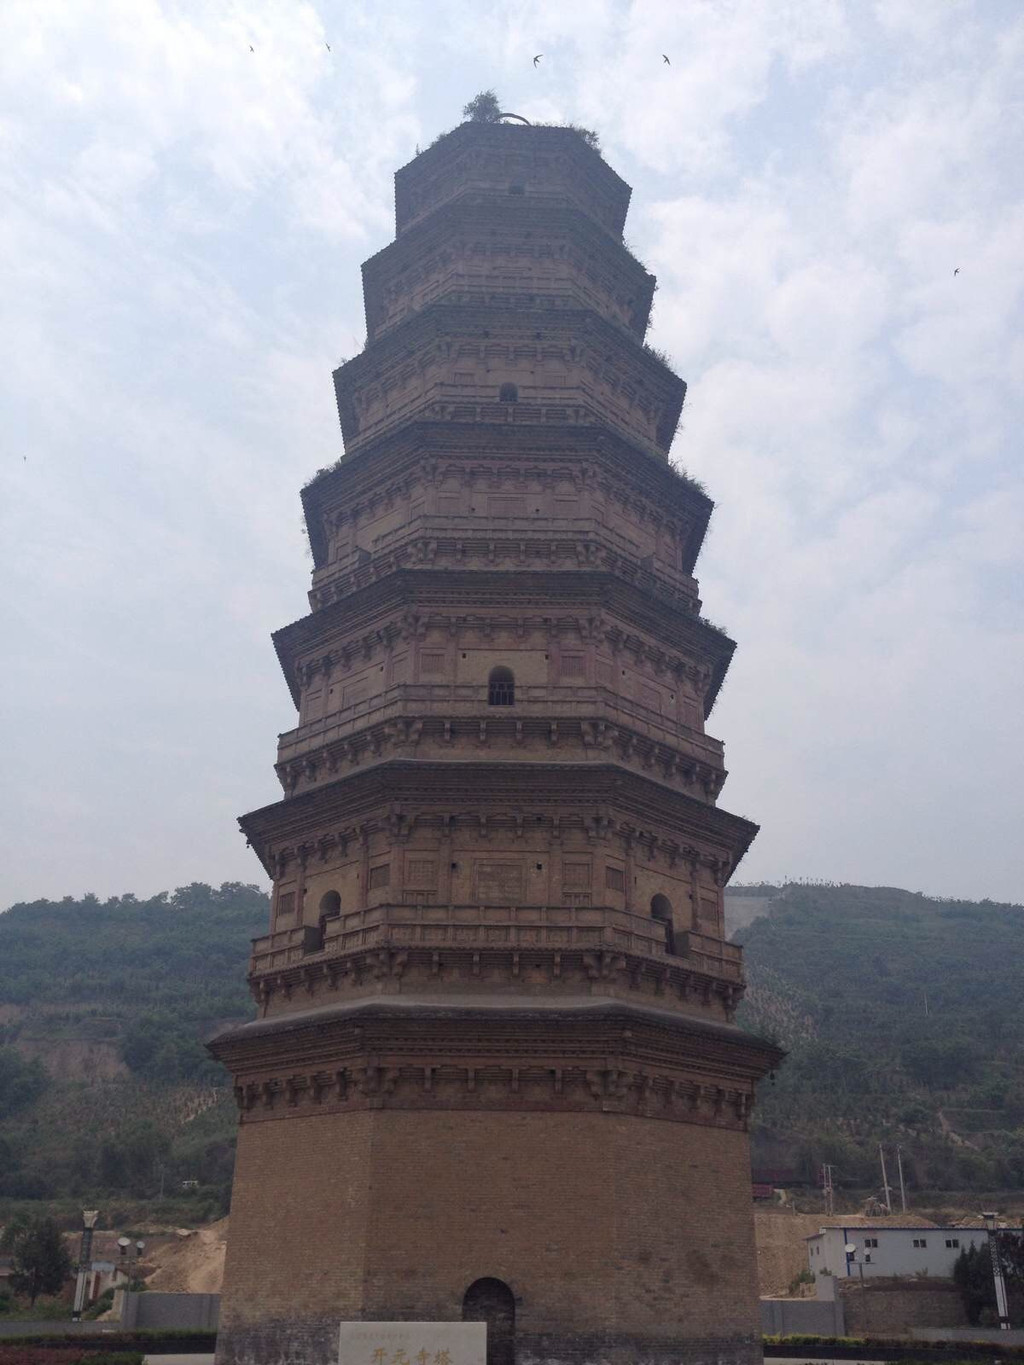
[0,1321,114,1337]
[142,1356,215,1365]
[770,1358,889,1364]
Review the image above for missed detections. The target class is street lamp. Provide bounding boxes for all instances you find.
[116,1237,146,1289]
[982,1212,1010,1331]
[71,1210,100,1322]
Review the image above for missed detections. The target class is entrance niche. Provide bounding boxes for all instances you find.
[650,894,675,955]
[462,1278,515,1365]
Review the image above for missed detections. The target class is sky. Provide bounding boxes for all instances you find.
[1,0,1022,908]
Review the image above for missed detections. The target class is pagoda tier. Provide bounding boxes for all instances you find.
[211,120,779,1365]
[333,304,684,457]
[362,201,656,343]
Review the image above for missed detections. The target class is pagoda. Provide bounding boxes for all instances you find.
[211,117,782,1365]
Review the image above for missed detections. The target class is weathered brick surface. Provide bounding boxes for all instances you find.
[839,1278,968,1335]
[218,1108,761,1364]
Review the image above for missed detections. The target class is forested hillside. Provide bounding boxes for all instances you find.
[731,883,1024,1194]
[0,883,267,1212]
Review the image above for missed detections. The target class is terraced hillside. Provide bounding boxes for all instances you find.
[0,882,267,1211]
[729,882,1024,1193]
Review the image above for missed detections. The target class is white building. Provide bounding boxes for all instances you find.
[806,1225,987,1279]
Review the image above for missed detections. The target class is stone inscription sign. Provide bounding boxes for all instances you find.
[338,1321,486,1365]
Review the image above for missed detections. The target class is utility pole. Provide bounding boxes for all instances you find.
[896,1146,908,1213]
[983,1212,1011,1331]
[71,1210,100,1321]
[879,1145,893,1214]
[821,1163,835,1218]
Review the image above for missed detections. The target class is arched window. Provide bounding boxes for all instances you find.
[319,890,341,917]
[498,383,518,403]
[313,890,342,951]
[651,894,675,955]
[463,1278,515,1365]
[488,667,515,706]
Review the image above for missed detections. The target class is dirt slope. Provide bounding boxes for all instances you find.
[144,1218,228,1294]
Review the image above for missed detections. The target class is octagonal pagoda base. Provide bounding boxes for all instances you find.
[210,998,779,1365]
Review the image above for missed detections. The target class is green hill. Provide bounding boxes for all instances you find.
[0,882,267,1215]
[730,882,1024,1194]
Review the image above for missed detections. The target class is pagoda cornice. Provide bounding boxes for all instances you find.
[272,570,736,715]
[332,304,685,456]
[210,998,783,1131]
[238,759,758,878]
[273,704,728,805]
[301,421,712,573]
[362,199,656,343]
[306,521,702,616]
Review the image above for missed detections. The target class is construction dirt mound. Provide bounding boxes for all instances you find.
[145,1217,228,1295]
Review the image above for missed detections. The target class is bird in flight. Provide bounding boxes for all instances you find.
[249,44,255,52]
[663,54,671,64]
[953,267,960,276]
[325,41,331,51]
[533,54,542,66]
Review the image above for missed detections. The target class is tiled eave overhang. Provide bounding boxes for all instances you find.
[208,994,784,1084]
[237,758,759,877]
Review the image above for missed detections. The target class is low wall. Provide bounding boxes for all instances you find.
[761,1297,845,1336]
[120,1290,220,1330]
[910,1327,1024,1345]
[839,1278,966,1336]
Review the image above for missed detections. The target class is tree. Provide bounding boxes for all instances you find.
[953,1243,993,1325]
[1,1216,72,1306]
[0,1046,48,1117]
[463,91,501,123]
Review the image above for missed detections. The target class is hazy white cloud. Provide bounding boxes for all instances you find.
[1,0,1021,905]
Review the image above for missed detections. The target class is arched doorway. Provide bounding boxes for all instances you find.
[462,1277,515,1365]
[650,894,675,955]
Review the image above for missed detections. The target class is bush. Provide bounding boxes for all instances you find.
[462,91,501,123]
[83,1288,114,1320]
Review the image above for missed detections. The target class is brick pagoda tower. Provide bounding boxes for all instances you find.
[211,119,782,1365]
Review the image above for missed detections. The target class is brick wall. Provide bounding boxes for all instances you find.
[839,1278,968,1336]
[217,1106,762,1365]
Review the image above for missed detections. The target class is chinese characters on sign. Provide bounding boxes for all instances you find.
[370,1350,452,1365]
[339,1321,486,1365]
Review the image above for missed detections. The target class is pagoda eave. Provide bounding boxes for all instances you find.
[238,758,759,878]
